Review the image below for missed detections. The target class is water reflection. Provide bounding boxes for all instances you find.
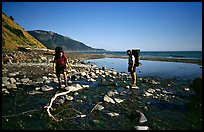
[84,58,202,80]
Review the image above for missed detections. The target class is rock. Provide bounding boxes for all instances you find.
[151,80,159,85]
[53,78,58,83]
[74,92,79,96]
[143,78,149,83]
[65,95,74,101]
[95,104,104,111]
[184,88,190,91]
[42,76,48,81]
[143,92,153,97]
[20,78,30,83]
[53,96,66,105]
[136,110,147,123]
[107,90,119,97]
[107,112,119,117]
[9,78,16,84]
[138,78,143,81]
[35,87,41,91]
[104,95,115,104]
[80,72,87,77]
[81,85,89,88]
[114,98,124,103]
[65,84,83,92]
[134,126,149,130]
[41,85,53,91]
[2,77,9,82]
[2,77,10,86]
[87,78,96,82]
[77,114,86,118]
[7,84,17,89]
[112,71,117,76]
[2,88,9,94]
[90,72,96,78]
[8,73,17,77]
[147,88,155,93]
[28,90,42,95]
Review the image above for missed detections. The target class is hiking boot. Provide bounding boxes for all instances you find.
[64,81,68,87]
[130,84,139,89]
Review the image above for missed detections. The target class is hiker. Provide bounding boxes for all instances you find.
[53,47,71,89]
[126,49,138,88]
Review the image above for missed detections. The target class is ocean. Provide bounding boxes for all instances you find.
[76,51,202,60]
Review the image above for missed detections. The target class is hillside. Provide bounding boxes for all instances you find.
[2,12,47,51]
[28,30,105,51]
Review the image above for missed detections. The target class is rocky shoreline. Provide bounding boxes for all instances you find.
[2,50,202,130]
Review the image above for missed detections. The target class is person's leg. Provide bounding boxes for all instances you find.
[133,72,136,86]
[56,74,61,89]
[63,72,68,87]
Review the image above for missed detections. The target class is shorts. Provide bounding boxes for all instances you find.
[128,65,136,73]
[56,65,66,75]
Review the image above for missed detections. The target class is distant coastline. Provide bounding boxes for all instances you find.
[67,51,202,66]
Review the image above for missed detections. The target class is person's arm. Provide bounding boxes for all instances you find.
[65,56,72,71]
[67,60,72,71]
[131,55,135,69]
[53,57,56,73]
[53,62,56,73]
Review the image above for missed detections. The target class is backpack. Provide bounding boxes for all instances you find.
[132,49,140,67]
[55,52,67,67]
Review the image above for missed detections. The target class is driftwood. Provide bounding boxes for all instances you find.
[90,102,103,113]
[2,109,40,118]
[44,84,85,121]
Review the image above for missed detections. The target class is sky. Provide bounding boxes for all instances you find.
[2,2,202,51]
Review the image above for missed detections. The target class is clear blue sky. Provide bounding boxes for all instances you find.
[2,2,202,51]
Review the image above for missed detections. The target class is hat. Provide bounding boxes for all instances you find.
[55,46,63,53]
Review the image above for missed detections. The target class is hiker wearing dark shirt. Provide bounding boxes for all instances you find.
[127,49,138,88]
[53,47,71,89]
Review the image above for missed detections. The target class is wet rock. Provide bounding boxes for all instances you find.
[28,90,42,95]
[41,85,54,92]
